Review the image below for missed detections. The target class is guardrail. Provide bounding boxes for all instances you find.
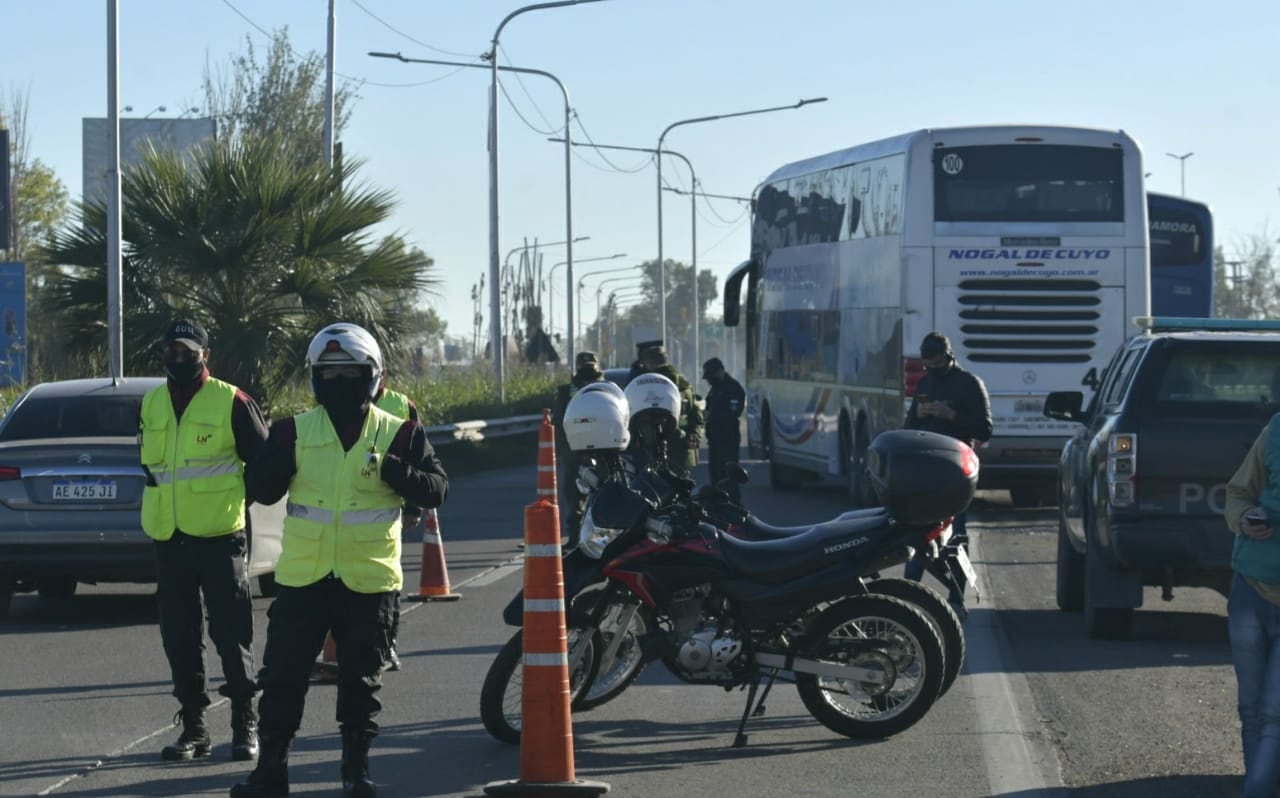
[424,413,544,446]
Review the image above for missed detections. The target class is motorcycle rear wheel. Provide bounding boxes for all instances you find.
[795,594,944,739]
[864,577,965,697]
[479,625,602,744]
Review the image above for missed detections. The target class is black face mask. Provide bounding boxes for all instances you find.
[165,355,204,384]
[927,363,953,378]
[314,376,372,422]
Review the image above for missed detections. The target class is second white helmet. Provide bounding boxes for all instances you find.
[624,372,681,421]
[564,389,630,451]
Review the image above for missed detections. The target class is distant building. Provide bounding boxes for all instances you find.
[81,117,216,205]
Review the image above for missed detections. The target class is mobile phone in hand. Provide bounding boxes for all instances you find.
[1245,509,1267,524]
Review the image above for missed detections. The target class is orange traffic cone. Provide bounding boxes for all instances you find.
[484,499,610,798]
[537,409,557,504]
[407,508,461,602]
[312,631,339,684]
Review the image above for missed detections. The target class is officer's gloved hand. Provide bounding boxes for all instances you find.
[380,453,409,491]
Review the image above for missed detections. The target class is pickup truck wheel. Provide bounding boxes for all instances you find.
[1056,518,1084,612]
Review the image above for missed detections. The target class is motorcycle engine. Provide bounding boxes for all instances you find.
[665,584,744,680]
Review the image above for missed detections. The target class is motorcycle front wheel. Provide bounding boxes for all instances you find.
[575,596,652,711]
[864,577,965,697]
[479,624,602,744]
[795,594,944,739]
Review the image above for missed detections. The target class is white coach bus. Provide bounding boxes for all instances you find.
[723,125,1150,507]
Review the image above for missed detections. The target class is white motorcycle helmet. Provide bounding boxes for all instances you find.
[564,389,631,451]
[624,372,682,422]
[305,322,384,401]
[577,379,626,404]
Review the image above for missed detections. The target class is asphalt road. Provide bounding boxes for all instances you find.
[0,457,1245,797]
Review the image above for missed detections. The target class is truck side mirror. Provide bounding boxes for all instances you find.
[1043,391,1085,422]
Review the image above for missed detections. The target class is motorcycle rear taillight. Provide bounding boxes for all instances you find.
[923,518,952,544]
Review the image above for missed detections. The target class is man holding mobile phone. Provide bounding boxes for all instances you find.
[1224,418,1280,797]
[902,332,992,611]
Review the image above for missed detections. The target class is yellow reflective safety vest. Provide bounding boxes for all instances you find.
[276,405,404,593]
[375,388,412,421]
[140,378,246,540]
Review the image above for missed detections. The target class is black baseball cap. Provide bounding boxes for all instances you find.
[164,318,209,352]
[920,332,952,360]
[702,357,725,378]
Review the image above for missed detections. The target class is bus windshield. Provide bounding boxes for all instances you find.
[1149,205,1206,267]
[933,145,1124,223]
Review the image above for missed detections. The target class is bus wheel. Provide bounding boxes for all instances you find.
[842,421,876,507]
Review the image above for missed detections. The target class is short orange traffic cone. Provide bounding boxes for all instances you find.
[484,499,610,798]
[407,508,461,602]
[312,631,339,684]
[537,409,557,504]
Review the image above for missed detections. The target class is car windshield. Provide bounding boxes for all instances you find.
[0,395,143,441]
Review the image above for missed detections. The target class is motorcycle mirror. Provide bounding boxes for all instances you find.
[590,481,651,530]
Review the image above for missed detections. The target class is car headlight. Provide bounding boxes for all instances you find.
[578,512,624,559]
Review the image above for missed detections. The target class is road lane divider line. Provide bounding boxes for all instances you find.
[966,530,1067,797]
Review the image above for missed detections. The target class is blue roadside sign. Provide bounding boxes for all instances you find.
[0,262,26,386]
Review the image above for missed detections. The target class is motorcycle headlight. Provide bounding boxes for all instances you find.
[578,512,624,559]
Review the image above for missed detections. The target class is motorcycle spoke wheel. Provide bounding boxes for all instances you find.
[479,626,602,744]
[865,577,966,697]
[795,595,944,739]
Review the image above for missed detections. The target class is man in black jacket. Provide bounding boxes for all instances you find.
[903,332,991,605]
[702,357,746,502]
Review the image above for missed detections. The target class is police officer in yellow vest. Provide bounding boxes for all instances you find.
[314,374,420,678]
[231,323,448,798]
[140,318,269,763]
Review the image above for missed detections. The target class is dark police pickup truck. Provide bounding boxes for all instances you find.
[1043,317,1280,639]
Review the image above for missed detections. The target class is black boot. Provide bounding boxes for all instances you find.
[161,707,212,761]
[231,700,259,761]
[229,733,290,797]
[340,732,376,798]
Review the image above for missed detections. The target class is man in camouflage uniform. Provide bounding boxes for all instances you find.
[636,342,703,479]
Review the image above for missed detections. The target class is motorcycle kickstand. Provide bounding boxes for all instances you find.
[751,670,780,718]
[732,671,774,749]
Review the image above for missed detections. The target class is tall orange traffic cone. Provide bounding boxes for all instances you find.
[407,508,461,602]
[537,409,557,504]
[484,499,610,798]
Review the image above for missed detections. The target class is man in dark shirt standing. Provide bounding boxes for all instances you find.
[139,318,269,763]
[903,332,992,607]
[702,357,746,502]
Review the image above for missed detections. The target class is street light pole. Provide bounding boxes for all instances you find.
[106,0,123,383]
[550,137,706,371]
[577,262,641,351]
[371,50,584,368]
[324,0,336,168]
[496,235,588,350]
[1166,151,1194,197]
[656,98,828,353]
[485,0,607,403]
[546,251,618,341]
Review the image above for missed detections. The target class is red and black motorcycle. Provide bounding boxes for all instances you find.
[480,430,978,747]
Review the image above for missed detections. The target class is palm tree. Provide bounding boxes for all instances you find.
[40,134,438,411]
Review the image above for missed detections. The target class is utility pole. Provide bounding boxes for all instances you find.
[323,0,336,168]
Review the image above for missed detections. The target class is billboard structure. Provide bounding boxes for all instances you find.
[81,117,216,206]
[0,128,10,252]
[0,262,25,387]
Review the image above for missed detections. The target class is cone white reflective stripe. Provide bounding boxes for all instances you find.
[422,530,442,545]
[539,440,554,449]
[524,652,569,667]
[524,598,565,613]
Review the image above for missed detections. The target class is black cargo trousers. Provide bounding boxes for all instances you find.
[256,576,396,739]
[154,530,257,708]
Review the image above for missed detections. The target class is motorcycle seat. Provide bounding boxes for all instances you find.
[739,507,887,539]
[719,510,895,583]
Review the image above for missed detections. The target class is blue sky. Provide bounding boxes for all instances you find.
[4,0,1278,348]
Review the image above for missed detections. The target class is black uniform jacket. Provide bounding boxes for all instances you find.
[904,365,993,447]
